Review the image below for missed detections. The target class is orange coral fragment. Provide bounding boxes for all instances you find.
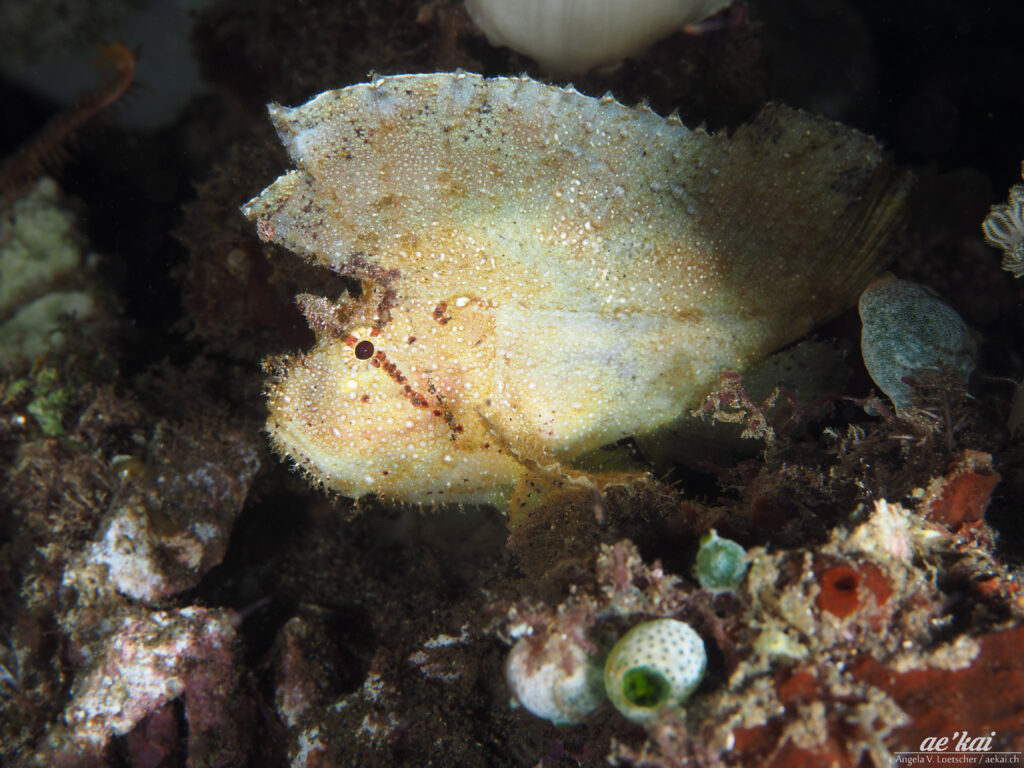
[729,627,1024,766]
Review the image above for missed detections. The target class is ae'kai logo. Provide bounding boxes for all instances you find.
[921,731,996,753]
[894,730,1022,765]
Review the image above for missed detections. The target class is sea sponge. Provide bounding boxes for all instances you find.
[858,276,975,410]
[603,618,706,725]
[464,0,734,74]
[0,178,100,373]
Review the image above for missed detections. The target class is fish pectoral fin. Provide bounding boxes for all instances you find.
[506,464,653,529]
[475,407,652,527]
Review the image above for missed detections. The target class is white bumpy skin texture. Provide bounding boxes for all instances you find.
[243,73,908,508]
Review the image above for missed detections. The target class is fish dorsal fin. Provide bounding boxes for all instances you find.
[243,74,907,340]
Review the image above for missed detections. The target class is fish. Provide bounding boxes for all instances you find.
[242,72,909,510]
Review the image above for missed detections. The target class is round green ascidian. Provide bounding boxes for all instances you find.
[604,618,707,726]
[696,529,748,591]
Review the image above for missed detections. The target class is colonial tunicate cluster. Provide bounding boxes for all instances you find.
[243,72,909,507]
[505,618,707,727]
[858,276,975,410]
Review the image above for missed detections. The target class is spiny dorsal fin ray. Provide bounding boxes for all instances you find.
[242,75,905,337]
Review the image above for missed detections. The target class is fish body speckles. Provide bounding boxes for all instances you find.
[243,72,909,508]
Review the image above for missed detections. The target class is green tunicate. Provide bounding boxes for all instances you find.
[696,529,748,591]
[604,618,706,726]
[859,276,975,410]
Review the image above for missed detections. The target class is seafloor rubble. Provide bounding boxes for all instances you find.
[1,1,1023,767]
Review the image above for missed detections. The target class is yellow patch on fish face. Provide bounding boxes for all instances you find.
[264,291,527,507]
[244,73,909,508]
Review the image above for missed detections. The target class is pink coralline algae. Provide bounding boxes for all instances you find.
[41,607,248,767]
[0,398,262,767]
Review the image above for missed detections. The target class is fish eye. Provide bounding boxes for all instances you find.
[354,340,375,360]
